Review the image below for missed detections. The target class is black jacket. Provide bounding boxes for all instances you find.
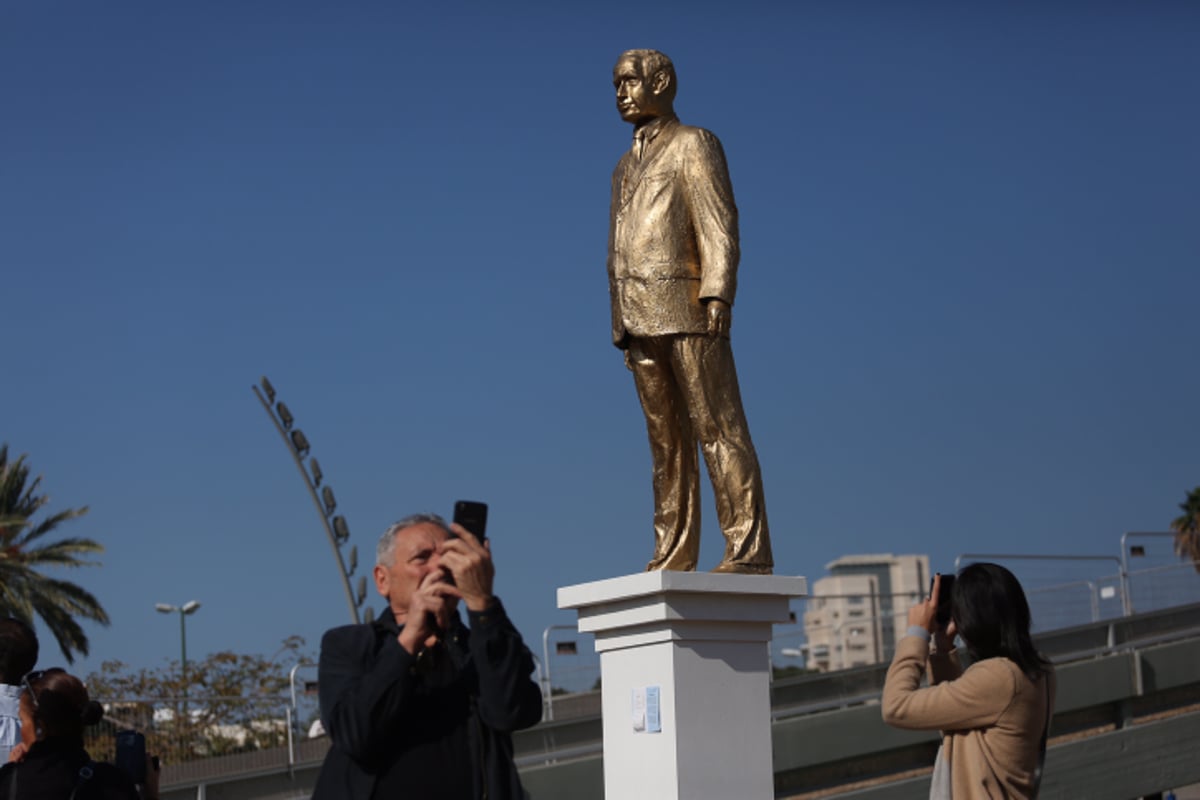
[311,599,542,800]
[0,737,139,800]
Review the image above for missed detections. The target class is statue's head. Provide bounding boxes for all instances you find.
[613,49,676,125]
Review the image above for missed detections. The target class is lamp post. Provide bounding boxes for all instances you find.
[252,376,369,624]
[156,600,201,724]
[541,624,579,721]
[1120,532,1183,616]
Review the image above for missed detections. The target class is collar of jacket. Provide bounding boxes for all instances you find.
[633,113,679,150]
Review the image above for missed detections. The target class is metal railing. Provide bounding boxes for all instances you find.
[101,540,1198,782]
[87,695,312,770]
[134,601,1200,798]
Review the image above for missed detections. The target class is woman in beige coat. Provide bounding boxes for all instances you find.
[882,563,1055,799]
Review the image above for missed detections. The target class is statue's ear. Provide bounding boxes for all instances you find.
[651,70,671,96]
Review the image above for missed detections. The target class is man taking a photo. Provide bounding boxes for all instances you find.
[312,513,542,800]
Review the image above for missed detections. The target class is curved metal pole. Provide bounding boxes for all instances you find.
[286,659,314,771]
[253,385,359,624]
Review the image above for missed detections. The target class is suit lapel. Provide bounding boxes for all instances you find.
[619,119,676,210]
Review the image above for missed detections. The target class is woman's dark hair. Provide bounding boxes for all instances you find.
[951,562,1051,681]
[24,668,104,741]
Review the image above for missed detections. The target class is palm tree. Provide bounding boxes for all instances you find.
[1170,487,1200,574]
[0,444,110,663]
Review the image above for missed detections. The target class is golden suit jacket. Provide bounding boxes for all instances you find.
[607,114,739,347]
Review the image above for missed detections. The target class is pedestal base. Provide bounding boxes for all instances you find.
[558,571,807,800]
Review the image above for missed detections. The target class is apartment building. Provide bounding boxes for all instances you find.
[802,553,929,672]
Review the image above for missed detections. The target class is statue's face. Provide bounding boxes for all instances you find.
[614,56,665,124]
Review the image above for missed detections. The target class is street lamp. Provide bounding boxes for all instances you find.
[156,600,201,724]
[541,624,580,721]
[253,376,369,624]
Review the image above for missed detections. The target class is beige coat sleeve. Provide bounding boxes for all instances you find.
[928,644,963,685]
[882,635,1017,732]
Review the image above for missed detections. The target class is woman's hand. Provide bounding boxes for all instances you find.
[907,574,941,633]
[909,574,958,650]
[934,618,958,653]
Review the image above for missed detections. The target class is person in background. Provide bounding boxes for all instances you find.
[0,668,158,799]
[0,619,38,764]
[882,564,1056,799]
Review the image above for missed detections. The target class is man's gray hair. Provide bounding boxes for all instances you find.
[376,513,450,567]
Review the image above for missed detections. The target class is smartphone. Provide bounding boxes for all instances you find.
[932,574,956,628]
[115,729,146,784]
[452,500,488,541]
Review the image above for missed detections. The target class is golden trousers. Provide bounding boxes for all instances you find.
[627,333,772,571]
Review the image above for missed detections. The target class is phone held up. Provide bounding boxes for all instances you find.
[115,729,147,785]
[452,500,488,542]
[931,573,956,628]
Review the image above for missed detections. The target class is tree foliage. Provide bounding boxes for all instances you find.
[0,444,109,662]
[1170,486,1200,574]
[85,636,314,761]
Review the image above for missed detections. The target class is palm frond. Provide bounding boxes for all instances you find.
[24,574,111,624]
[22,506,90,544]
[1170,486,1200,574]
[17,537,105,568]
[0,443,111,661]
[30,594,90,664]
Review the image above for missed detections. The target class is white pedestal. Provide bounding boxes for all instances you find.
[558,571,807,800]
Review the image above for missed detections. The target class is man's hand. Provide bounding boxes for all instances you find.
[141,753,162,800]
[706,299,731,337]
[8,742,28,763]
[439,523,496,612]
[397,570,459,654]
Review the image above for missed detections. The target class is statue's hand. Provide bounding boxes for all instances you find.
[706,299,731,338]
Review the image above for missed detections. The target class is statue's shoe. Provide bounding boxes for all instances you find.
[710,562,773,575]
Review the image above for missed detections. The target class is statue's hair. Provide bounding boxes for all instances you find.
[376,513,450,566]
[620,49,677,103]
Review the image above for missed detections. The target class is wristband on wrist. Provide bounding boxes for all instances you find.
[906,625,931,641]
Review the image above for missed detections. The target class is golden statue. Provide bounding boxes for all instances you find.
[607,49,773,575]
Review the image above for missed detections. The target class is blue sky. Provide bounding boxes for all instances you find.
[3,1,1198,684]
